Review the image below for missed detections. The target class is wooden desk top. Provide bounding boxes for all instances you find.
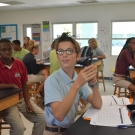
[63,113,135,135]
[0,88,22,111]
[0,88,22,100]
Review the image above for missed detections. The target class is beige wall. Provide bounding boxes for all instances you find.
[0,3,134,77]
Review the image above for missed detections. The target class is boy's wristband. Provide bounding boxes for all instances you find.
[88,82,98,88]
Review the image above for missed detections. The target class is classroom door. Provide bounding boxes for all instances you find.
[23,24,42,59]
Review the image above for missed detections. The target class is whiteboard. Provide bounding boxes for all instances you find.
[0,24,18,41]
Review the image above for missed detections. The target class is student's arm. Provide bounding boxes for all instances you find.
[92,54,106,59]
[22,83,33,112]
[0,83,18,89]
[92,47,106,59]
[86,86,102,109]
[50,65,100,121]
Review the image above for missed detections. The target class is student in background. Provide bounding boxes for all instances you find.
[22,40,49,97]
[44,33,102,135]
[0,38,45,135]
[50,38,60,75]
[43,47,52,60]
[50,37,87,114]
[88,38,106,71]
[113,37,135,99]
[22,36,30,50]
[12,40,29,60]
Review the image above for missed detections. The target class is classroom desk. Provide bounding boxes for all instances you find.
[63,113,135,135]
[0,88,22,111]
[44,59,101,74]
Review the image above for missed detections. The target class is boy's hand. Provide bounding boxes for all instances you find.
[40,60,45,65]
[76,65,97,87]
[26,102,34,113]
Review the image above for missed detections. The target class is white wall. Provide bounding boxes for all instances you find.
[0,3,134,77]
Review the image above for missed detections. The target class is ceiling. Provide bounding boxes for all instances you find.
[0,0,135,11]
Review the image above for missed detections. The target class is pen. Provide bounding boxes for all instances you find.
[112,96,117,104]
[117,125,135,129]
[119,108,123,124]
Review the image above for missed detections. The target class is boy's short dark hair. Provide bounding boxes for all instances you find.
[0,38,12,44]
[55,32,81,54]
[12,40,21,47]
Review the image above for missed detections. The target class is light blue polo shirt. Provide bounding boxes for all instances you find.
[44,68,92,128]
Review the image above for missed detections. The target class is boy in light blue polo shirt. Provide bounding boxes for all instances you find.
[44,33,102,135]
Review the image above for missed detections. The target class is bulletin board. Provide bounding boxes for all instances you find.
[0,24,18,41]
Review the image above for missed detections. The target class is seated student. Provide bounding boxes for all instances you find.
[50,37,85,114]
[88,38,106,71]
[22,40,49,96]
[50,38,60,75]
[22,36,30,50]
[0,38,45,135]
[81,45,92,58]
[43,47,52,60]
[44,33,102,135]
[12,40,29,60]
[113,37,135,99]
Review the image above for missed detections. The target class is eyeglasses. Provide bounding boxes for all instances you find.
[56,49,75,56]
[88,42,93,44]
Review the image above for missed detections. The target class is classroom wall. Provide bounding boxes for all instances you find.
[0,2,134,77]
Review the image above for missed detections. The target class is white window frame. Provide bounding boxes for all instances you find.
[111,21,135,56]
[52,22,98,48]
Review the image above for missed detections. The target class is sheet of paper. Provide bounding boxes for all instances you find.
[102,95,130,106]
[90,106,132,127]
[83,106,100,119]
[44,62,50,65]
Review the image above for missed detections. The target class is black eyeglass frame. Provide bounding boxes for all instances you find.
[56,49,75,56]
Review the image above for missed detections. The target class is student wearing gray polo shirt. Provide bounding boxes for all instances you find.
[44,33,102,135]
[88,38,106,71]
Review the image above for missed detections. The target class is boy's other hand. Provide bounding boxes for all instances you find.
[26,102,34,113]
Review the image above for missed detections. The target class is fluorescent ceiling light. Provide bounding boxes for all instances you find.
[0,3,10,6]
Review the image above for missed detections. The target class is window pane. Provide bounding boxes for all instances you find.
[112,22,135,38]
[53,24,72,39]
[112,40,126,55]
[76,23,97,38]
[76,39,88,48]
[26,27,32,39]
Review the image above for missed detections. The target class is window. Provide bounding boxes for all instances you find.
[26,27,32,39]
[52,22,98,48]
[53,23,73,39]
[112,22,135,55]
[76,22,98,48]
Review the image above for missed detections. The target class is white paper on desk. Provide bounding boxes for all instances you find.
[90,106,132,127]
[89,58,98,60]
[44,62,50,65]
[102,95,130,106]
[83,106,100,119]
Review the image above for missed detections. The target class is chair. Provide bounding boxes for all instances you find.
[113,84,132,98]
[0,117,10,135]
[97,70,106,92]
[27,82,41,104]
